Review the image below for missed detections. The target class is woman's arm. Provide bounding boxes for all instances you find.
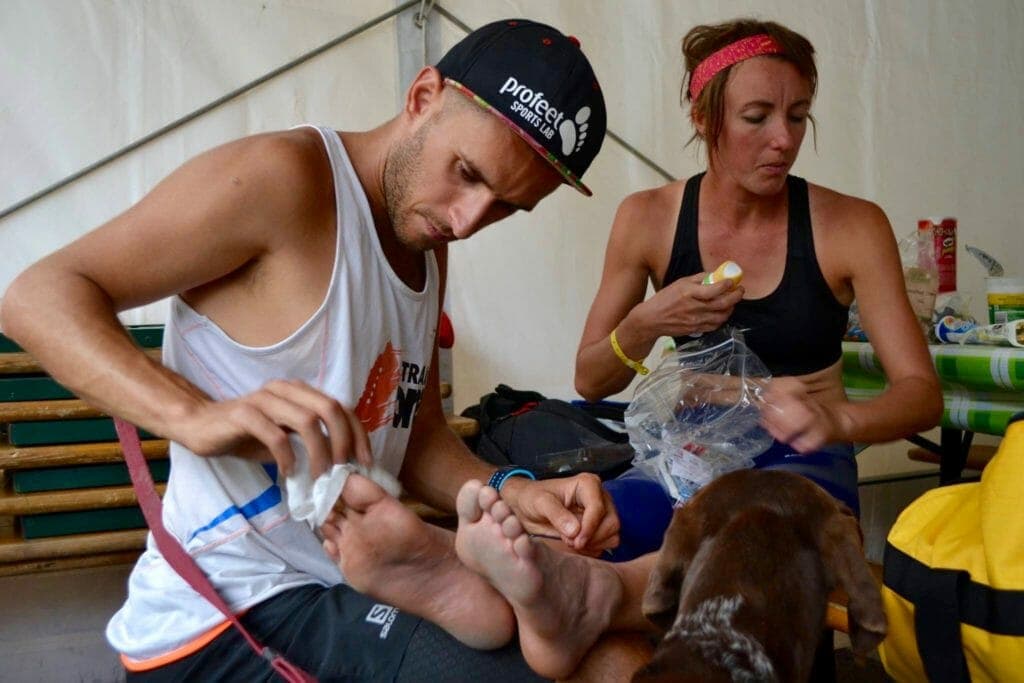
[761,197,942,450]
[575,194,661,400]
[836,200,943,440]
[575,190,741,401]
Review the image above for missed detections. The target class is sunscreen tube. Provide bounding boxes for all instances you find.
[969,320,1024,348]
[688,261,744,340]
[937,318,1024,348]
[703,261,744,287]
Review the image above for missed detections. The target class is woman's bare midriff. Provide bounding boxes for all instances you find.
[784,359,848,403]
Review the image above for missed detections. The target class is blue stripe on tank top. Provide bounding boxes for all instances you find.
[187,484,283,543]
[263,462,278,482]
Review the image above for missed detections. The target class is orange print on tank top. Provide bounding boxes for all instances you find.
[355,341,401,432]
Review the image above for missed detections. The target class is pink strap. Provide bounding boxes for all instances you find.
[115,418,317,683]
[689,34,784,100]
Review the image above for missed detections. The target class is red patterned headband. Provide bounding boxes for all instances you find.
[688,34,784,100]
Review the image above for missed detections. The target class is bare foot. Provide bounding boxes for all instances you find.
[455,480,625,679]
[320,473,514,650]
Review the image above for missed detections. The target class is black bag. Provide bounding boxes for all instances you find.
[461,384,634,480]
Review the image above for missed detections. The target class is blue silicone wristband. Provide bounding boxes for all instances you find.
[487,467,536,493]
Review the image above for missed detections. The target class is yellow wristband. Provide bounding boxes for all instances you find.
[609,328,650,375]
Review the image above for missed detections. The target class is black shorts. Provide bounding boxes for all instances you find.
[125,583,548,682]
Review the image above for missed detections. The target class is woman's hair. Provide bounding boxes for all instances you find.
[682,19,817,151]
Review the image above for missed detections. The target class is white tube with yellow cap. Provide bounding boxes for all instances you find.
[702,261,744,288]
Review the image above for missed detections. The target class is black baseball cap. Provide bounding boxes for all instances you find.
[436,19,606,196]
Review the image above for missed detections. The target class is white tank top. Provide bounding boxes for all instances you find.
[107,125,440,661]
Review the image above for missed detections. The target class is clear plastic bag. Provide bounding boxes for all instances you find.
[624,331,773,503]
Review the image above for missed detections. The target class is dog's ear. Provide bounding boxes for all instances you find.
[819,510,887,654]
[642,507,704,632]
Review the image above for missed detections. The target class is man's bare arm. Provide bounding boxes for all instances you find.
[0,130,371,475]
[398,255,620,553]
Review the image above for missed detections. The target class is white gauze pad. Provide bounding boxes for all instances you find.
[284,436,402,529]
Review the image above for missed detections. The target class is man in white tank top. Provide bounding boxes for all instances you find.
[3,18,657,682]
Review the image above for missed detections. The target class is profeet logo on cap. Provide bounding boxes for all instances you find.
[497,77,592,155]
[437,19,607,196]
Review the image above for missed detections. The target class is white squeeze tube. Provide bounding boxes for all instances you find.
[685,262,745,341]
[948,320,1024,348]
[702,261,744,287]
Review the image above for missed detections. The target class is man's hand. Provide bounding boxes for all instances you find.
[176,379,373,478]
[500,473,620,556]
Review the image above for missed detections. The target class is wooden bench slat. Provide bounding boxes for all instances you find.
[0,440,170,470]
[446,415,479,438]
[0,484,165,515]
[0,348,162,375]
[825,562,883,634]
[0,528,149,563]
[0,399,105,422]
[825,602,849,634]
[0,352,54,375]
[0,549,142,577]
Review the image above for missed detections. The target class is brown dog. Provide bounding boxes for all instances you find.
[633,469,886,682]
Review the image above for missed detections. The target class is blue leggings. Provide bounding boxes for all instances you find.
[602,441,858,562]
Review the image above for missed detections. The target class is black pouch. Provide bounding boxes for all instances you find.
[461,385,633,480]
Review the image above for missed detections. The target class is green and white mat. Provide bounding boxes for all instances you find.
[842,341,1024,436]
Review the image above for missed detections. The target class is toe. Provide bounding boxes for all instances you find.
[512,532,535,561]
[456,479,485,522]
[320,518,340,537]
[340,472,387,511]
[501,513,523,540]
[478,483,499,512]
[490,500,512,524]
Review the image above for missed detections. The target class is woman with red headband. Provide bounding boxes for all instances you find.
[558,19,941,677]
[576,19,941,550]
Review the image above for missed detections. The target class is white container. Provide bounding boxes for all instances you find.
[986,277,1024,324]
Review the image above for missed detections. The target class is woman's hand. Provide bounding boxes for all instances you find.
[635,273,744,338]
[759,379,850,453]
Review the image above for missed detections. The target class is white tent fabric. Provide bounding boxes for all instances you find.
[2,0,1023,416]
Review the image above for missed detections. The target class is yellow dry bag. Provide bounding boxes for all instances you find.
[880,415,1024,682]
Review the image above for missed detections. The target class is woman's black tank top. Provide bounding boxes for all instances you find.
[663,173,849,376]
